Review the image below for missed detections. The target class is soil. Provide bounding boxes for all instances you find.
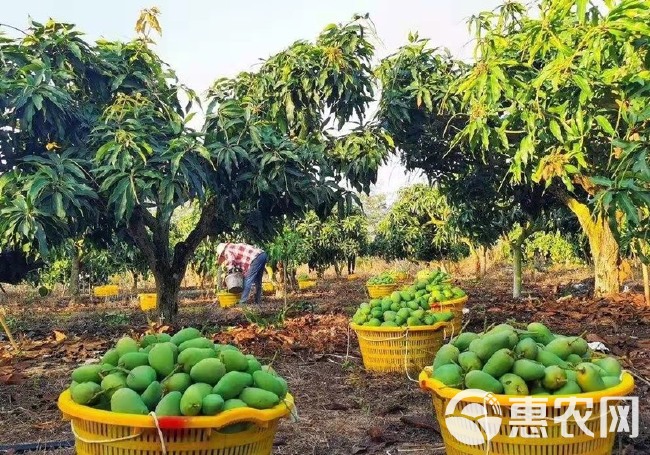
[0,265,649,454]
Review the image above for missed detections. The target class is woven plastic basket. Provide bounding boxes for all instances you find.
[217,291,241,308]
[297,279,316,290]
[429,295,468,332]
[366,284,398,299]
[261,282,275,294]
[419,368,635,455]
[139,293,157,311]
[58,389,294,455]
[94,285,119,298]
[350,322,453,373]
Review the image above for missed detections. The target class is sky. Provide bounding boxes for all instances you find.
[4,0,503,199]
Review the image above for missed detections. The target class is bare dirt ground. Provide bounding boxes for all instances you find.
[1,265,649,454]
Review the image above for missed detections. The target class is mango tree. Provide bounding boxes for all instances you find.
[375,35,561,295]
[453,0,650,296]
[0,14,388,321]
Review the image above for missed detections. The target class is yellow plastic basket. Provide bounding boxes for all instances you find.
[390,271,408,282]
[261,282,275,294]
[217,291,241,308]
[429,295,468,333]
[58,389,294,455]
[297,279,316,290]
[346,274,358,281]
[94,285,119,298]
[366,283,398,299]
[350,322,453,373]
[139,293,157,311]
[419,368,635,455]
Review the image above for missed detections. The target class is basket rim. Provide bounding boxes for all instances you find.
[216,291,242,296]
[350,321,452,333]
[429,295,468,306]
[58,389,294,429]
[365,283,398,288]
[419,367,635,405]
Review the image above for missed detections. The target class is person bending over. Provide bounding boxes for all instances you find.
[216,243,268,305]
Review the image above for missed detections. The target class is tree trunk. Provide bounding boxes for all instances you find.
[643,263,649,306]
[131,271,139,293]
[69,244,81,296]
[155,270,182,322]
[512,242,523,298]
[333,262,342,277]
[565,198,620,297]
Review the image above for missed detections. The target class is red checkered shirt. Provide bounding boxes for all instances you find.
[221,243,263,275]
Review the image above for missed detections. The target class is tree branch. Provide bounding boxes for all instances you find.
[127,211,158,273]
[172,198,222,272]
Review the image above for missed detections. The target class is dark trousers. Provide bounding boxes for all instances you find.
[240,252,267,304]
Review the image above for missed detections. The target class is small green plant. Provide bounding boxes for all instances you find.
[297,273,311,281]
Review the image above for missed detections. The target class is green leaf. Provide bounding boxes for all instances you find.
[594,115,615,135]
[549,120,563,141]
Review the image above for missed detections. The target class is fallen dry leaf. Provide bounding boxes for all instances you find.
[53,330,67,343]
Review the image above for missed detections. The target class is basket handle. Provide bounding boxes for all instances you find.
[70,420,143,443]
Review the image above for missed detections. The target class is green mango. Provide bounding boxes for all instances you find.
[101,349,120,366]
[545,338,572,360]
[213,371,254,400]
[458,351,482,373]
[464,370,504,394]
[162,372,192,393]
[170,327,202,346]
[71,382,102,405]
[110,388,148,414]
[469,331,514,361]
[220,350,249,372]
[115,337,139,357]
[527,323,554,345]
[499,373,529,396]
[536,349,569,368]
[567,336,589,356]
[100,373,127,398]
[433,344,460,370]
[156,333,172,343]
[141,381,163,411]
[148,343,176,377]
[178,347,217,373]
[512,359,546,381]
[180,383,211,416]
[602,375,622,388]
[239,387,280,409]
[140,334,158,348]
[482,349,515,378]
[514,338,539,360]
[432,363,463,388]
[190,358,227,385]
[566,354,583,365]
[155,391,182,416]
[576,363,607,392]
[202,394,225,415]
[593,357,622,377]
[118,352,150,370]
[542,365,568,391]
[71,364,103,384]
[554,380,582,395]
[178,337,214,352]
[126,365,157,392]
[245,358,262,375]
[223,398,248,410]
[452,332,479,351]
[252,370,285,396]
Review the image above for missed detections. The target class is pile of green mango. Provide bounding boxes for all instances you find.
[430,322,624,395]
[68,327,288,420]
[419,269,451,286]
[366,272,396,286]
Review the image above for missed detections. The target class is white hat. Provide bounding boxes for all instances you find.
[216,243,227,258]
